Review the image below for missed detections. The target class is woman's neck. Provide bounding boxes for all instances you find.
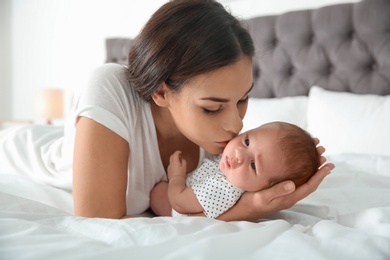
[150,104,181,141]
[150,104,200,172]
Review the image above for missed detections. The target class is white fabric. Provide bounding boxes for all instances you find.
[242,96,308,132]
[307,86,390,156]
[172,155,244,218]
[0,125,72,190]
[1,153,389,259]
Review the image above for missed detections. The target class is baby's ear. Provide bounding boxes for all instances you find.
[151,82,170,107]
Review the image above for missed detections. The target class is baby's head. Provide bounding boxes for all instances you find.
[275,122,318,187]
[219,121,318,191]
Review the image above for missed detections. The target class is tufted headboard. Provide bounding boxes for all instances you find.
[105,0,390,98]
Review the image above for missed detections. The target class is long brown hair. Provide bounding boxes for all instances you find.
[126,0,255,102]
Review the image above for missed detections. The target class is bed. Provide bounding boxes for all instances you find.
[1,0,390,259]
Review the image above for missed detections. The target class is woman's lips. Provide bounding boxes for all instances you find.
[216,141,229,148]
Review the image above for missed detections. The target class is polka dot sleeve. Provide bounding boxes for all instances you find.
[189,157,245,219]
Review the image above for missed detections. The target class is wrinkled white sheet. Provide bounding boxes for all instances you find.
[1,126,390,259]
[1,154,389,259]
[0,125,73,190]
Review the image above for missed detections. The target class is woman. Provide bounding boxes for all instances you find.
[71,0,334,220]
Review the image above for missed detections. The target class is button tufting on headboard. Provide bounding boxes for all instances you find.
[245,0,390,97]
[105,0,390,98]
[105,38,134,65]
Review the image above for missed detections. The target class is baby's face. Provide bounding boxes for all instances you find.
[219,123,286,191]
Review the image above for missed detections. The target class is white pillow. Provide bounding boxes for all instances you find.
[242,96,308,132]
[307,86,390,156]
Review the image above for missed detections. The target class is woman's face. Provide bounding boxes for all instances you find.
[166,56,253,155]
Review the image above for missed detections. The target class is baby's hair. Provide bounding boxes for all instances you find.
[277,122,318,187]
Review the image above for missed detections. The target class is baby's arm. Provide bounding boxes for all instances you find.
[168,151,203,214]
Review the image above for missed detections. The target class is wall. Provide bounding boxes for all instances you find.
[0,0,12,120]
[2,0,359,120]
[221,0,359,18]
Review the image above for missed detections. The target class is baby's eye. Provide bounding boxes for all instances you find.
[251,160,256,170]
[244,137,250,146]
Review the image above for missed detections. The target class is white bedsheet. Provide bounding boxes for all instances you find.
[1,152,390,259]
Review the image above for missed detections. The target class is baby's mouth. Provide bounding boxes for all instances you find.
[225,156,231,168]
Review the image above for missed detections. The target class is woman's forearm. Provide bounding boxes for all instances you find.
[216,193,260,222]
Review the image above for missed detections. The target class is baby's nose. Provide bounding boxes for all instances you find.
[234,148,245,164]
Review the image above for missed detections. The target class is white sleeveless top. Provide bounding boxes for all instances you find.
[63,63,208,215]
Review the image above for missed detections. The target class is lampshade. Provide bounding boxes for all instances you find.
[34,88,64,124]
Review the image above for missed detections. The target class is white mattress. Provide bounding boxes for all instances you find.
[1,92,390,260]
[1,153,389,259]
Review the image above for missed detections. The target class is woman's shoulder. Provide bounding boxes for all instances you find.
[88,63,127,82]
[84,63,137,101]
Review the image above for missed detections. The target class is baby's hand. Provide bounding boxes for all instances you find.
[167,150,187,180]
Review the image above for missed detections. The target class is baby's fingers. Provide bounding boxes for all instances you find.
[170,150,182,163]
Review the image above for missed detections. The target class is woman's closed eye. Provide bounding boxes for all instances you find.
[238,95,249,104]
[202,106,222,115]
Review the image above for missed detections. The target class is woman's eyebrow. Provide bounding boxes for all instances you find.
[200,97,229,102]
[200,82,254,102]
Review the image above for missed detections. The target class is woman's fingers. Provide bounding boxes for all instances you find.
[272,182,296,203]
[261,162,335,208]
[316,145,325,156]
[257,180,295,204]
[318,156,326,167]
[315,145,327,167]
[293,163,334,198]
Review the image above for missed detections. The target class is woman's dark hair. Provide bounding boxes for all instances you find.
[126,0,255,102]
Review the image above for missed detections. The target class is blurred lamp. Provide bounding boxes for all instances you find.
[34,88,64,124]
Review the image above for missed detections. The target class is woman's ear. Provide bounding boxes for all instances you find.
[151,82,170,107]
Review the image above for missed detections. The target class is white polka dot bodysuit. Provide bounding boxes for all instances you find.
[171,155,245,218]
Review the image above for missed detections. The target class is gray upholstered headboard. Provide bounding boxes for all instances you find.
[105,0,390,98]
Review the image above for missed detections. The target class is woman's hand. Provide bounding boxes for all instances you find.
[217,138,335,222]
[245,162,333,220]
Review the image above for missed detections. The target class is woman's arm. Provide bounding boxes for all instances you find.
[167,151,203,214]
[73,117,129,219]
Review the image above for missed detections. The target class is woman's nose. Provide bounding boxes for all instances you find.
[223,109,243,135]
